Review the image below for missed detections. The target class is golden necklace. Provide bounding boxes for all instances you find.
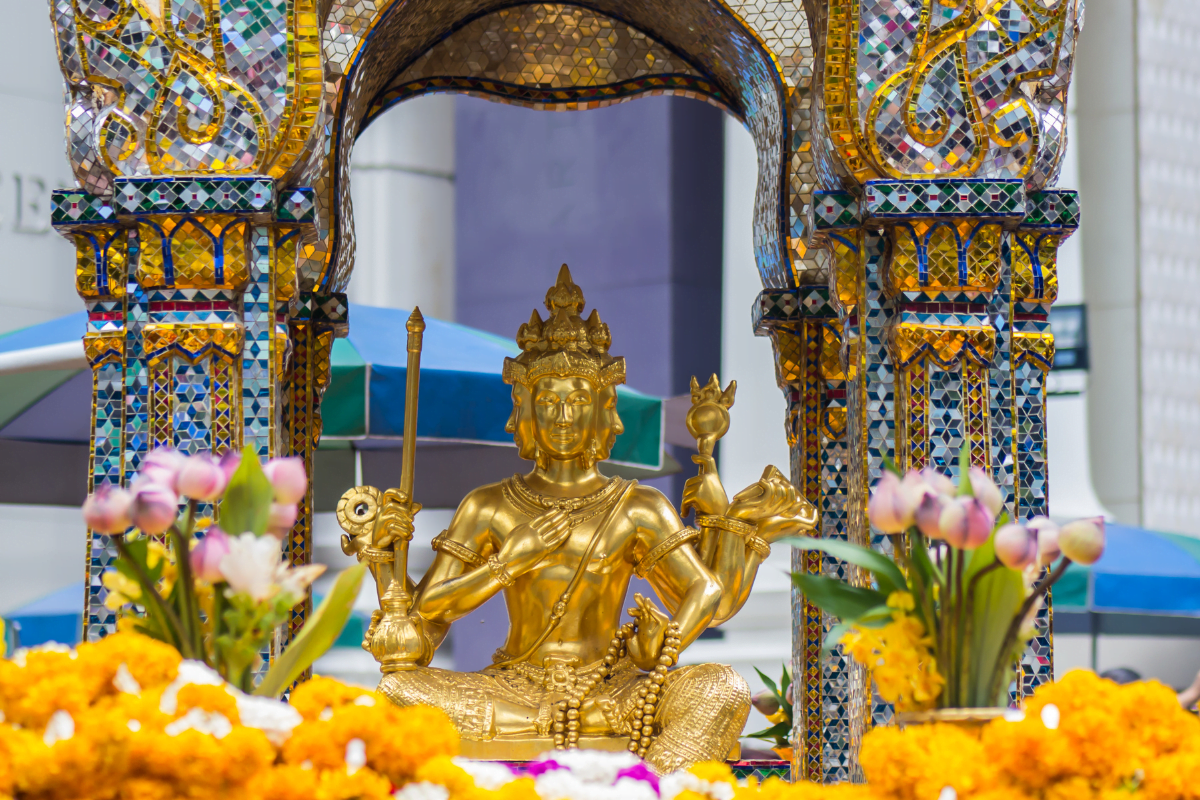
[504,474,625,528]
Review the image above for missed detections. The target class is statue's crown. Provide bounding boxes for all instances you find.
[502,265,626,389]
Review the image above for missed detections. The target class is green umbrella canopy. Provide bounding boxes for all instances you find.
[321,304,664,469]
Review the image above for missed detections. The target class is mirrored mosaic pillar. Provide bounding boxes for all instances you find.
[790,0,1084,779]
[51,180,323,642]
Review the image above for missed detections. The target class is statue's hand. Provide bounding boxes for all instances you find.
[681,454,729,517]
[373,498,421,549]
[627,594,670,671]
[497,509,571,577]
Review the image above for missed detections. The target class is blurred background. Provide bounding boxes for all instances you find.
[1,0,1199,746]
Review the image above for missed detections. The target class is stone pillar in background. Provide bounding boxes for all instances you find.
[775,0,1085,782]
[350,95,457,320]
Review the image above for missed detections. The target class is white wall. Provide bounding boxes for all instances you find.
[0,505,85,614]
[348,94,457,320]
[716,115,794,745]
[0,7,92,619]
[0,4,78,334]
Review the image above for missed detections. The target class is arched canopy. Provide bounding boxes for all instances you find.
[306,1,791,293]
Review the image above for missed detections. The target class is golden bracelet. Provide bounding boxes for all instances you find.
[696,514,755,537]
[359,545,396,564]
[488,555,515,587]
[745,535,771,559]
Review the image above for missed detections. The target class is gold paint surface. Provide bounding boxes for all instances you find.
[337,269,817,772]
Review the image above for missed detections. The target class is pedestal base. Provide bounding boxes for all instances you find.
[459,736,742,761]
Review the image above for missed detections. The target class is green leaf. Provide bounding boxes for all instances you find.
[791,571,889,623]
[822,620,854,650]
[881,455,904,477]
[962,534,1026,706]
[780,663,791,705]
[754,666,780,698]
[255,565,367,697]
[784,536,908,597]
[219,452,275,536]
[745,721,791,742]
[958,446,974,497]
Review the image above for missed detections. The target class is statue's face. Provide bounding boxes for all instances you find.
[531,376,597,460]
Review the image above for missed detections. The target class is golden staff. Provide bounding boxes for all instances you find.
[367,308,428,673]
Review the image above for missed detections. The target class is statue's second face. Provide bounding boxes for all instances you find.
[532,375,597,460]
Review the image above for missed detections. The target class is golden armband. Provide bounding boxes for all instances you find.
[695,514,755,537]
[431,531,487,568]
[635,527,701,578]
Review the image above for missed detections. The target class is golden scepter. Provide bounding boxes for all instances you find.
[365,308,428,673]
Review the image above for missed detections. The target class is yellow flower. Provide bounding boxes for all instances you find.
[840,613,943,712]
[103,570,143,611]
[886,591,915,612]
[766,708,790,725]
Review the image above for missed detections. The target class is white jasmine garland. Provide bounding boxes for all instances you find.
[451,757,514,790]
[158,660,225,714]
[113,663,141,695]
[164,708,233,739]
[235,694,302,746]
[393,783,450,800]
[42,710,74,746]
[345,738,367,774]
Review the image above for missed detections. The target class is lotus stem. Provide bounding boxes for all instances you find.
[110,533,193,658]
[987,558,1072,704]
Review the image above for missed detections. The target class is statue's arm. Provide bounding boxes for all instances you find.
[412,489,505,625]
[631,488,722,651]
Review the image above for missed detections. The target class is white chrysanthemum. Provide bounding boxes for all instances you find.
[451,758,515,791]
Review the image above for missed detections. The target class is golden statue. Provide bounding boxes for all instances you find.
[337,266,817,773]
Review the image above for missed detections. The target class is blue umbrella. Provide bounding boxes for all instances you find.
[0,305,667,470]
[1055,523,1200,615]
[3,583,84,648]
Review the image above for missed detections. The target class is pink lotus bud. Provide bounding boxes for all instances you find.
[994,523,1037,569]
[218,451,242,484]
[938,497,994,549]
[138,448,186,492]
[1028,517,1061,567]
[82,485,134,534]
[176,456,227,501]
[914,492,947,540]
[919,467,956,497]
[263,457,307,504]
[267,502,298,537]
[869,472,916,533]
[190,528,231,583]
[131,483,179,535]
[751,690,781,716]
[1058,518,1106,565]
[968,467,1004,516]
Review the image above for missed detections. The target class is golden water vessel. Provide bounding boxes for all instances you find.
[338,266,818,773]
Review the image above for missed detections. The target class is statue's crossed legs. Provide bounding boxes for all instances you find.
[379,660,750,774]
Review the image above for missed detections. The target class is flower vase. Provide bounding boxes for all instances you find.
[895,708,1009,730]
